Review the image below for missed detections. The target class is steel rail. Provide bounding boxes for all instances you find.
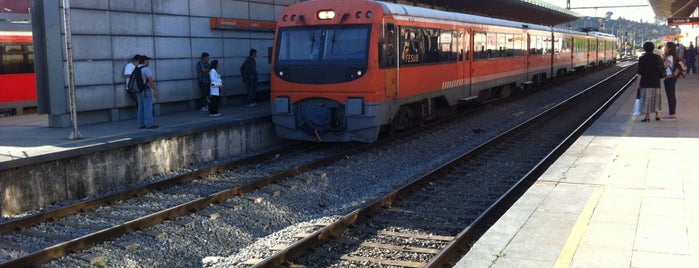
[252,64,638,267]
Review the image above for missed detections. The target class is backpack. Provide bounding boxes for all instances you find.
[126,66,147,93]
[673,60,686,78]
[240,61,248,83]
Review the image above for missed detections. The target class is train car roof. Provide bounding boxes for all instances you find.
[388,0,580,26]
[376,1,555,32]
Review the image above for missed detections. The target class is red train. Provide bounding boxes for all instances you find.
[0,31,35,115]
[269,0,617,142]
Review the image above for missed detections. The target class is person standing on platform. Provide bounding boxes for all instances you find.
[684,42,697,74]
[636,42,664,122]
[208,59,222,117]
[244,49,258,107]
[663,42,679,119]
[137,55,160,129]
[197,52,211,112]
[123,54,140,104]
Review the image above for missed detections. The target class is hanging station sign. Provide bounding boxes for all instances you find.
[210,18,276,32]
[667,17,699,26]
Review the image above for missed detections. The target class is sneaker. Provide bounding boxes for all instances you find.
[200,106,208,112]
[209,113,222,117]
[145,125,159,129]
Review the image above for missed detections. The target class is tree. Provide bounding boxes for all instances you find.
[605,11,613,20]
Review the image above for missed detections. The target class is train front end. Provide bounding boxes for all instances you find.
[271,0,387,142]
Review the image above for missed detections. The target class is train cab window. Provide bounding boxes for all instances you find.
[323,27,370,62]
[0,43,34,75]
[276,25,370,66]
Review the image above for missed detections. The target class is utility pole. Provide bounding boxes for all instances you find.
[62,0,80,139]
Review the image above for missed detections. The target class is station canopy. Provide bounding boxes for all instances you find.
[390,0,581,26]
[649,0,698,19]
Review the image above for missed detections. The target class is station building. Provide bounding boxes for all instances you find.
[31,0,292,128]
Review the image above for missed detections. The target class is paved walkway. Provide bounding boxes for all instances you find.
[458,74,699,267]
[0,103,270,169]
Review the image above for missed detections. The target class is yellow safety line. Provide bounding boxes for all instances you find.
[553,187,604,268]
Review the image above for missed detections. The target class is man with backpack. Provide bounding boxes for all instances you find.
[134,55,160,129]
[123,54,140,104]
[243,49,258,107]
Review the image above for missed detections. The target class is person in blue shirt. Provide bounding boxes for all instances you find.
[136,55,160,129]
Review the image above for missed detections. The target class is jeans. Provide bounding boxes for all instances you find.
[209,95,220,114]
[246,77,258,104]
[198,82,210,108]
[137,89,155,127]
[687,59,696,74]
[663,77,677,115]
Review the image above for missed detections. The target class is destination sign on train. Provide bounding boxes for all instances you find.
[667,17,699,26]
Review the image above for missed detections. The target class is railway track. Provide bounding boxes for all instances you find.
[251,64,638,267]
[0,142,376,267]
[0,62,634,267]
[0,93,480,267]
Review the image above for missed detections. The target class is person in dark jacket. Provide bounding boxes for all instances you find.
[636,42,664,122]
[244,49,258,107]
[685,42,697,74]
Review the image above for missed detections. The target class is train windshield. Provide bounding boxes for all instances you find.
[276,25,370,66]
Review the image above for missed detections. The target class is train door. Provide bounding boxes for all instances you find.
[381,23,398,98]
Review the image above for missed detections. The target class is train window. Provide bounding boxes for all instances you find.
[400,27,422,65]
[276,25,369,66]
[463,32,470,61]
[380,23,397,68]
[439,30,457,62]
[473,32,486,60]
[0,43,34,75]
[508,34,526,56]
[398,26,459,65]
[530,35,546,55]
[486,33,497,58]
[561,36,571,53]
[422,28,440,63]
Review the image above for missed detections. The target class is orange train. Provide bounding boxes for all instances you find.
[270,0,617,142]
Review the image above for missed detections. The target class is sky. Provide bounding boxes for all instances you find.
[538,0,659,22]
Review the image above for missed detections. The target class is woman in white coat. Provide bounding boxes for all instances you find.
[208,59,222,116]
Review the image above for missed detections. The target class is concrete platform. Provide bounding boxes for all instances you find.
[457,74,699,267]
[0,102,280,216]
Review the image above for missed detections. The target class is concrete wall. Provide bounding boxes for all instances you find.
[0,119,281,216]
[35,0,297,127]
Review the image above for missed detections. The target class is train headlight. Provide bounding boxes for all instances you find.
[317,10,335,20]
[356,70,363,76]
[346,97,364,115]
[274,96,290,114]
